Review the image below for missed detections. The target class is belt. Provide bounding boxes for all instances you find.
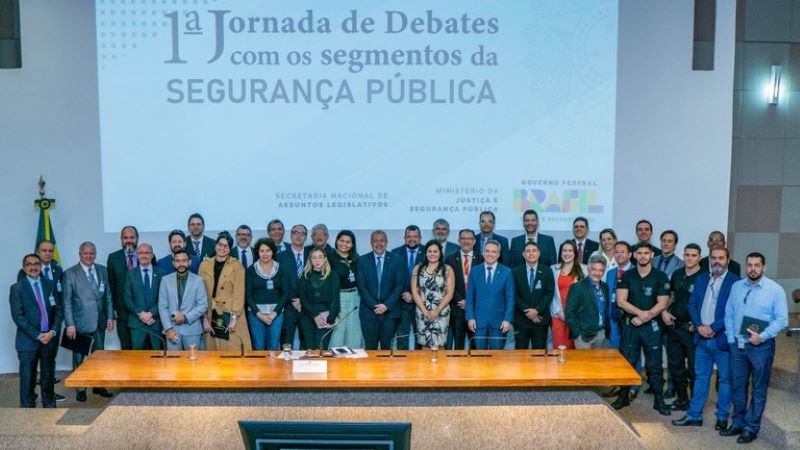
[341,287,357,293]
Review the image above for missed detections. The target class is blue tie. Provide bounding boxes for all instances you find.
[376,256,384,294]
[241,249,248,268]
[529,268,535,292]
[87,268,96,287]
[143,268,152,308]
[486,266,493,285]
[44,267,51,281]
[407,249,415,276]
[295,253,303,276]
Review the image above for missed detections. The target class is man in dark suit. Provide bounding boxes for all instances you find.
[356,230,404,350]
[187,212,215,258]
[634,220,662,258]
[476,211,511,264]
[63,241,114,401]
[445,229,483,350]
[157,230,201,275]
[699,231,741,276]
[466,240,515,350]
[106,225,139,350]
[571,216,599,265]
[432,218,460,258]
[510,209,557,268]
[391,225,425,350]
[10,254,62,408]
[565,254,611,349]
[673,248,740,430]
[267,219,292,253]
[123,243,165,350]
[277,224,309,349]
[511,241,555,350]
[16,239,66,401]
[231,224,254,268]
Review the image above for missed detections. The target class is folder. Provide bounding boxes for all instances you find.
[60,331,94,356]
[739,315,770,336]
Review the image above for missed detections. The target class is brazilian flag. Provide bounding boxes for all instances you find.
[34,197,61,265]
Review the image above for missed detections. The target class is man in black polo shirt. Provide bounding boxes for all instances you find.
[611,241,671,415]
[661,243,702,411]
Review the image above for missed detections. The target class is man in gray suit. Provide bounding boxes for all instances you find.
[63,241,114,401]
[158,249,208,350]
[123,243,165,350]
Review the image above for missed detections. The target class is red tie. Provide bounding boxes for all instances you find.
[617,267,625,282]
[463,254,471,289]
[127,253,134,270]
[577,242,584,262]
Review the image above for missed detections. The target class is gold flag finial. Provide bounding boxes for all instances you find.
[38,176,46,198]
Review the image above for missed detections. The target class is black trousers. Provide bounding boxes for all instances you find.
[360,315,399,350]
[665,324,695,402]
[449,306,470,350]
[619,321,665,404]
[130,326,163,350]
[116,318,132,350]
[299,316,332,351]
[514,324,549,350]
[281,306,307,349]
[396,302,416,350]
[19,341,57,408]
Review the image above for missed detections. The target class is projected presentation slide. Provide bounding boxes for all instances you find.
[96,0,618,232]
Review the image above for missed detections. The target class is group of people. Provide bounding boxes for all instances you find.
[10,210,790,444]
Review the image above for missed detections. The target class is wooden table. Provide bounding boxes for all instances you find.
[65,349,640,389]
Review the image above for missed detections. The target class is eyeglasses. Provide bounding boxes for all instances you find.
[291,230,307,235]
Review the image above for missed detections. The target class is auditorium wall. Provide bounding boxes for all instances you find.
[0,1,737,373]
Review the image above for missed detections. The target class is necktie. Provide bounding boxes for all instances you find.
[529,267,535,292]
[33,282,49,333]
[294,253,303,277]
[577,242,584,262]
[463,254,470,290]
[194,240,201,256]
[127,253,134,270]
[617,267,624,282]
[487,266,493,285]
[241,249,248,268]
[376,256,383,294]
[407,249,416,276]
[44,267,51,281]
[87,267,97,286]
[143,268,152,308]
[659,256,669,273]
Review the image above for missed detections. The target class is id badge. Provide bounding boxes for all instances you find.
[266,279,274,290]
[651,320,659,332]
[98,282,105,294]
[56,280,62,293]
[534,280,542,290]
[49,295,56,307]
[348,270,355,283]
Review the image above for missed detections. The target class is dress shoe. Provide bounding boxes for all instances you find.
[663,387,675,399]
[629,389,639,401]
[55,393,66,403]
[670,399,689,411]
[76,391,87,402]
[54,377,61,384]
[602,387,621,398]
[610,397,630,410]
[736,430,757,444]
[720,426,743,437]
[715,419,728,431]
[672,416,702,427]
[93,388,113,398]
[653,402,671,416]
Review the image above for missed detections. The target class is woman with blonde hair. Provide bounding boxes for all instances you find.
[299,247,341,350]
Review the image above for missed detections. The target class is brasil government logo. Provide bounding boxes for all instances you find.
[513,189,604,214]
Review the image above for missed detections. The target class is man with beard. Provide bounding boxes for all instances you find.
[391,225,425,350]
[158,249,208,351]
[661,244,701,413]
[672,247,739,429]
[509,209,556,268]
[611,242,671,415]
[157,230,201,274]
[231,225,254,269]
[699,231,741,276]
[305,224,336,259]
[187,213,215,259]
[720,252,788,444]
[106,226,139,349]
[432,218,460,258]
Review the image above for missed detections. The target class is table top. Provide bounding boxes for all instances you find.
[65,349,641,389]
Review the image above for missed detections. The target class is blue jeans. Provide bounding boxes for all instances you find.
[686,338,731,420]
[474,327,505,350]
[248,310,284,351]
[730,340,775,434]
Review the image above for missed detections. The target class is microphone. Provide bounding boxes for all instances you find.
[447,331,518,358]
[314,305,359,357]
[139,326,180,358]
[220,330,265,358]
[376,333,411,358]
